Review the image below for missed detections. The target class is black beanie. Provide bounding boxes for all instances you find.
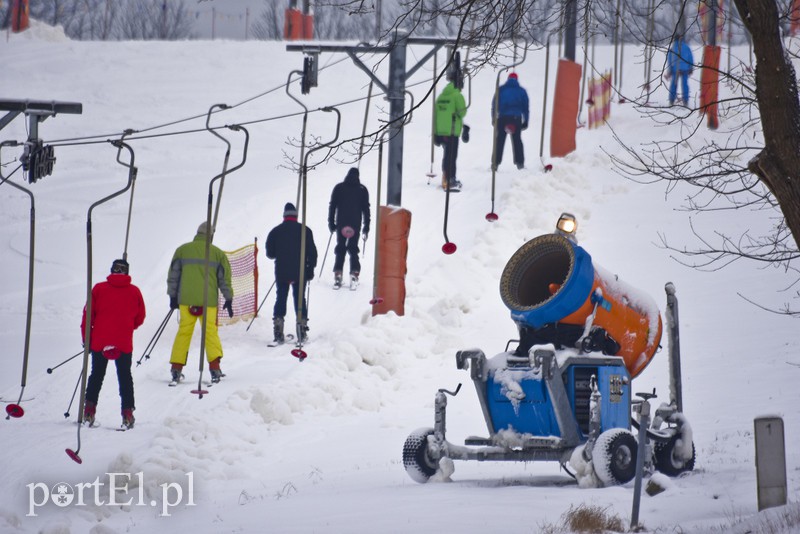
[111,259,129,274]
[283,203,298,217]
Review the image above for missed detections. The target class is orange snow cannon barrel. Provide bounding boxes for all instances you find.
[500,234,662,378]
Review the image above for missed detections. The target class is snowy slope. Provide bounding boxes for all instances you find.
[1,21,798,533]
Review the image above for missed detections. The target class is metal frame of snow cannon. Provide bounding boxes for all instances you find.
[403,285,695,485]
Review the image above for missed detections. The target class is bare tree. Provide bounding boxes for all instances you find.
[115,0,193,40]
[602,1,800,310]
[251,0,283,40]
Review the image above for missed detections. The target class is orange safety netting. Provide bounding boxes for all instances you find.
[587,70,612,130]
[217,240,258,326]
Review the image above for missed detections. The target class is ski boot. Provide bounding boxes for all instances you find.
[333,271,343,290]
[209,358,225,383]
[169,366,184,387]
[210,369,225,383]
[121,408,135,429]
[350,272,360,291]
[83,401,96,426]
[272,316,285,345]
[297,319,309,343]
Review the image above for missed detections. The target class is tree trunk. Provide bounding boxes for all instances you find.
[733,0,800,248]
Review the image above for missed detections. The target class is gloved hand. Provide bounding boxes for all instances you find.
[305,268,315,281]
[362,226,369,237]
[328,222,336,233]
[223,299,233,318]
[521,120,528,131]
[169,296,178,310]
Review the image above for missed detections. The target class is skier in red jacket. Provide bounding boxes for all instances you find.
[81,259,146,429]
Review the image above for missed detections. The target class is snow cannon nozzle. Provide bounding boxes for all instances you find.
[499,232,663,378]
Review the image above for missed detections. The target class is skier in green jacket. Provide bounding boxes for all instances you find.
[434,77,467,190]
[166,221,233,385]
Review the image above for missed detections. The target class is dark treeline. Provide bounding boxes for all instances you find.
[0,0,769,45]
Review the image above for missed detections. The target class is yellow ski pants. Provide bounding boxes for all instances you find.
[170,305,223,366]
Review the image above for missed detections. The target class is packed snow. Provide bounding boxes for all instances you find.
[1,18,798,534]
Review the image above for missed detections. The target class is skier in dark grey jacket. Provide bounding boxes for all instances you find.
[327,167,371,289]
[266,202,317,343]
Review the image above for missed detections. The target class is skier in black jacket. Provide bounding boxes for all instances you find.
[327,167,371,289]
[266,202,317,344]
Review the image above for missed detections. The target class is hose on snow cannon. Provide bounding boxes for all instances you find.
[499,232,662,378]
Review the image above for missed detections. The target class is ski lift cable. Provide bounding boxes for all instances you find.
[43,54,353,146]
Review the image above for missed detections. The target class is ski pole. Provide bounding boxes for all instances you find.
[319,231,334,276]
[246,280,276,332]
[136,308,174,366]
[361,232,368,258]
[46,350,83,374]
[63,369,84,419]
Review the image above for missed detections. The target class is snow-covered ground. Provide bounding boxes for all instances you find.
[1,21,798,533]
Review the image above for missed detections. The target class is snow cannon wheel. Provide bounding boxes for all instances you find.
[442,242,457,255]
[592,428,637,486]
[402,428,438,483]
[485,212,499,222]
[654,435,696,476]
[5,404,24,418]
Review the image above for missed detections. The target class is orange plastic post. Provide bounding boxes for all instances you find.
[700,45,721,130]
[372,206,411,317]
[302,14,314,40]
[550,59,582,158]
[12,0,30,33]
[284,9,303,40]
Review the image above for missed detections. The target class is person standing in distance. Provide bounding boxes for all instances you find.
[667,33,694,107]
[434,73,467,190]
[491,72,530,170]
[81,259,146,429]
[166,221,233,385]
[266,203,318,344]
[327,167,371,290]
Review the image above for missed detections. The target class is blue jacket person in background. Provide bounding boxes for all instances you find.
[492,72,530,170]
[667,35,694,106]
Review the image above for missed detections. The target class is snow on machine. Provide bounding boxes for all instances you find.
[403,214,695,486]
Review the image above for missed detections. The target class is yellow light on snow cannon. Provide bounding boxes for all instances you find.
[499,233,662,378]
[555,212,578,241]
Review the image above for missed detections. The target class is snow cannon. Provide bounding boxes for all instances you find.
[499,233,662,378]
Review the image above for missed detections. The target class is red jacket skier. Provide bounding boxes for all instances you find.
[81,259,145,429]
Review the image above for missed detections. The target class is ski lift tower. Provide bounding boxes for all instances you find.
[287,30,474,206]
[287,31,475,316]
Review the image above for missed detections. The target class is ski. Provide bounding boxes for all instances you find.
[268,334,295,348]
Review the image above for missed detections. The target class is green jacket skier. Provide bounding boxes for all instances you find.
[434,81,468,190]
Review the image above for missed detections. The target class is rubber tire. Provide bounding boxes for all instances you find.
[654,434,696,476]
[593,429,638,486]
[402,427,437,484]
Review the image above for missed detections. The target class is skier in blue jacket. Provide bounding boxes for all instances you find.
[491,72,530,170]
[667,35,694,106]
